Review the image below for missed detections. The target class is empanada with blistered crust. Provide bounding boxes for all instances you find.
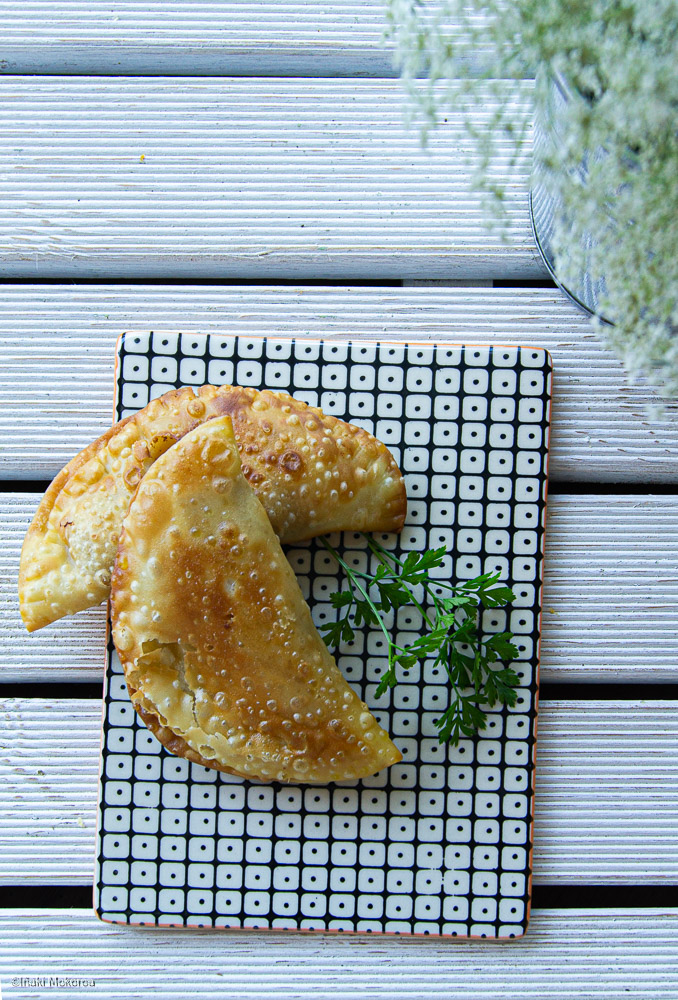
[19,384,406,632]
[111,415,401,783]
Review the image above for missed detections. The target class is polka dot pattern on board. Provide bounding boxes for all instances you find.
[96,333,552,939]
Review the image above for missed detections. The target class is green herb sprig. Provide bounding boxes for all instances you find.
[318,535,520,745]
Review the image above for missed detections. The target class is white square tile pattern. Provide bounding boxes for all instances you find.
[95,333,552,939]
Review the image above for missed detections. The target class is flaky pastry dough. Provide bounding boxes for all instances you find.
[111,415,401,783]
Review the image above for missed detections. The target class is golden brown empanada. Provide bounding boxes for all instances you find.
[19,384,406,632]
[111,415,401,783]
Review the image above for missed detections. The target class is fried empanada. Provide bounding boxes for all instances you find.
[111,415,401,784]
[19,384,406,632]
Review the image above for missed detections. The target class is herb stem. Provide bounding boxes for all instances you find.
[318,533,519,744]
[364,537,439,629]
[318,536,396,652]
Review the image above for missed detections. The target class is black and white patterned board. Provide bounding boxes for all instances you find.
[95,332,552,939]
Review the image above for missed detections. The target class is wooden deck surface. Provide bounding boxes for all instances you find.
[0,4,676,998]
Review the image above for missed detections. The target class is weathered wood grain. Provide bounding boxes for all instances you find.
[0,907,677,998]
[0,286,676,483]
[0,1,409,75]
[0,77,540,280]
[3,493,677,683]
[0,9,674,995]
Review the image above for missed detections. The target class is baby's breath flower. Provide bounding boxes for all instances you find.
[386,0,678,399]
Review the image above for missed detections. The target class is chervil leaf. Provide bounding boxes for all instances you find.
[329,589,354,609]
[375,579,412,612]
[375,665,398,697]
[353,599,379,628]
[484,632,519,660]
[395,652,419,670]
[401,551,420,574]
[440,594,476,611]
[478,586,516,608]
[405,547,447,574]
[319,616,355,648]
[462,571,501,592]
[435,697,488,745]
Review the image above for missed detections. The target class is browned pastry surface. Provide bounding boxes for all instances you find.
[111,415,401,783]
[19,384,406,631]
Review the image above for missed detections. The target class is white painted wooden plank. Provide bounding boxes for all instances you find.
[1,286,676,483]
[0,77,540,280]
[3,494,677,683]
[1,908,677,998]
[0,1,412,75]
[1,493,107,681]
[1,700,677,886]
[540,497,678,679]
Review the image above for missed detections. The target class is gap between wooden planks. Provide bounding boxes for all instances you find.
[1,698,677,886]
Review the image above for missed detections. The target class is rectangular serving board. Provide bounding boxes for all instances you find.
[95,332,552,938]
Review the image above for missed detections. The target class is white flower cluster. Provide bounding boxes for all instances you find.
[386,0,678,399]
